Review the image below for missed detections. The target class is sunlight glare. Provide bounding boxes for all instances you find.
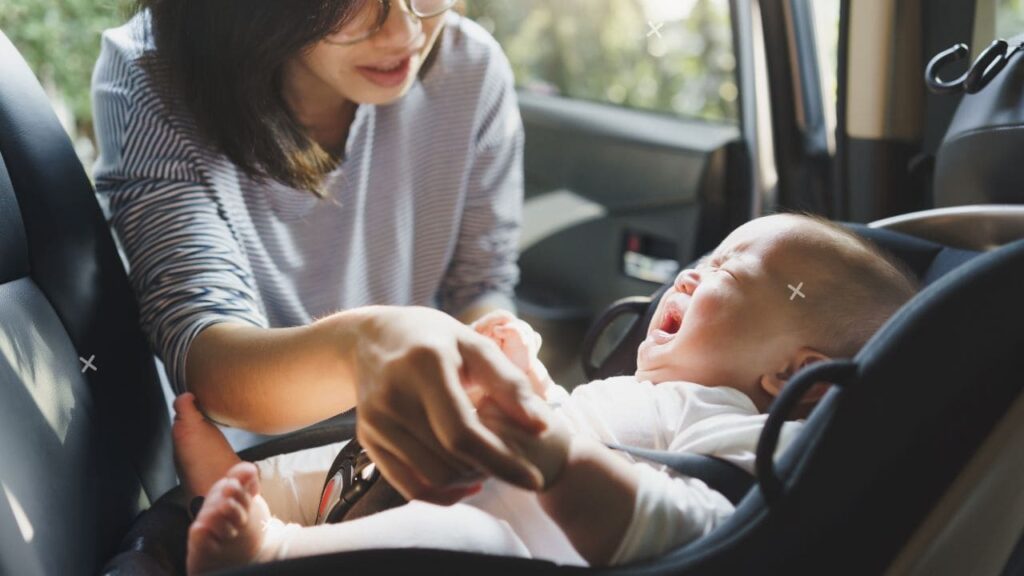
[2,482,34,543]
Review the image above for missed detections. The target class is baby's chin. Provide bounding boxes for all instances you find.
[634,343,669,383]
[636,340,704,385]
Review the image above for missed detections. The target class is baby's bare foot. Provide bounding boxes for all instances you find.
[172,393,243,498]
[187,462,270,575]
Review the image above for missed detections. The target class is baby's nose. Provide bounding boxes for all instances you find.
[674,269,701,294]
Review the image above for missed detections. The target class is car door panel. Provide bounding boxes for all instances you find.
[515,93,742,384]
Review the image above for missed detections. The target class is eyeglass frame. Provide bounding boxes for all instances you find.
[325,0,457,46]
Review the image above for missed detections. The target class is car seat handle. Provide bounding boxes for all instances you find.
[926,42,973,95]
[581,295,652,380]
[756,359,858,503]
[926,39,1022,95]
[964,40,1011,94]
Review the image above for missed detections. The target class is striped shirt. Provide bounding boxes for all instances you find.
[91,12,524,395]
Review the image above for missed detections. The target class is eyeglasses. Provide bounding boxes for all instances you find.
[326,0,457,45]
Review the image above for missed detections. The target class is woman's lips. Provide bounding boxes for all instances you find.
[356,56,413,88]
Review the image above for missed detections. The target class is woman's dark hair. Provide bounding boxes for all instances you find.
[138,0,422,195]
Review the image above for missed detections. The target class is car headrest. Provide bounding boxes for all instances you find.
[844,223,980,284]
[933,34,1024,207]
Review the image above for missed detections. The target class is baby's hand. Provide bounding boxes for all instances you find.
[477,396,571,491]
[471,311,553,398]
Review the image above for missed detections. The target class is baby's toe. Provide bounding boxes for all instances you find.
[225,462,260,497]
[173,393,203,423]
[198,480,249,533]
[214,493,249,534]
[189,517,227,547]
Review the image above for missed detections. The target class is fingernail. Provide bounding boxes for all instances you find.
[523,397,548,430]
[518,467,543,491]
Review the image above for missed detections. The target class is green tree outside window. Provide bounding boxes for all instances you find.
[1,0,738,173]
[0,0,135,168]
[464,0,738,123]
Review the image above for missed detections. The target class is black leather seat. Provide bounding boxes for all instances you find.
[0,30,175,576]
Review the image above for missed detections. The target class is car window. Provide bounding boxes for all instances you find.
[997,0,1024,38]
[464,0,738,123]
[809,0,840,153]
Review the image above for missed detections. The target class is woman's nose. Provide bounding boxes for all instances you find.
[674,269,701,294]
[374,1,423,48]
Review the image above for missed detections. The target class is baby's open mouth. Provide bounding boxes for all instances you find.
[660,308,682,334]
[649,305,683,345]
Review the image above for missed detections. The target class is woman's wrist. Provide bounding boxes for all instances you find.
[317,305,381,385]
[319,305,423,401]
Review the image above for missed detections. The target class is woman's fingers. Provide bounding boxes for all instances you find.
[362,444,429,500]
[459,336,547,433]
[417,348,544,491]
[352,307,546,497]
[360,411,480,488]
[364,444,480,505]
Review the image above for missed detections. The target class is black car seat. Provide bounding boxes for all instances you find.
[0,30,175,576]
[2,24,1023,576]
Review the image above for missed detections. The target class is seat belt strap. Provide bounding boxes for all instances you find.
[608,444,755,506]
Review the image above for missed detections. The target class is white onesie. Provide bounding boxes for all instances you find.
[252,377,804,566]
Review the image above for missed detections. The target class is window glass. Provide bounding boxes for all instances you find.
[464,0,738,123]
[809,0,840,153]
[997,0,1024,38]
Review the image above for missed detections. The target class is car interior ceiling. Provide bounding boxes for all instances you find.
[0,0,1023,575]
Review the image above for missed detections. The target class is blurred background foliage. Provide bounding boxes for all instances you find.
[3,0,1024,172]
[0,0,135,164]
[1,0,736,171]
[997,0,1024,37]
[464,0,738,123]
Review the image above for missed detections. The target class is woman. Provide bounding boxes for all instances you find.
[91,0,546,503]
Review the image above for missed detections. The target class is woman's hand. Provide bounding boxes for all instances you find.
[477,395,571,491]
[333,306,548,504]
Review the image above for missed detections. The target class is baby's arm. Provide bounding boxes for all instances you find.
[479,400,733,566]
[539,437,641,564]
[471,311,555,397]
[478,399,638,565]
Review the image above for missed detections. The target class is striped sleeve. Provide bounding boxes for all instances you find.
[440,50,524,315]
[92,33,268,394]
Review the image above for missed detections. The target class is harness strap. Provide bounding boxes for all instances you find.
[317,439,756,525]
[608,444,755,506]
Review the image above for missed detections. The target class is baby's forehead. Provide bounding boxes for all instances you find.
[717,216,844,271]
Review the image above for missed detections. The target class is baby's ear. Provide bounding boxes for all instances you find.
[759,348,832,404]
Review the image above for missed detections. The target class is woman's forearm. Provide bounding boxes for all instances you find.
[185,310,368,434]
[538,438,638,566]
